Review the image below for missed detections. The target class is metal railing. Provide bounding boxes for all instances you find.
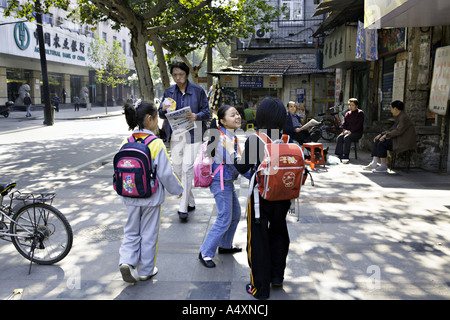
[236,18,324,51]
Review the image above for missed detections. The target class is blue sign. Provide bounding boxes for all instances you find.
[239,75,263,88]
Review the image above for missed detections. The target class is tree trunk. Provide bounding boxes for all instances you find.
[130,26,155,102]
[151,34,171,90]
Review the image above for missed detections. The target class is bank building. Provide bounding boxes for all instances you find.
[0,2,138,109]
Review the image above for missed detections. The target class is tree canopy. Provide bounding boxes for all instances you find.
[3,0,279,101]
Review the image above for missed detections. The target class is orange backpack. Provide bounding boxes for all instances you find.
[254,132,306,201]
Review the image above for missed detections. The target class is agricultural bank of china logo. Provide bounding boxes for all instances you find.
[14,22,30,50]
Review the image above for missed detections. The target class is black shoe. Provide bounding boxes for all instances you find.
[178,211,188,221]
[218,246,242,254]
[188,205,195,212]
[245,284,269,300]
[271,279,284,287]
[198,252,216,268]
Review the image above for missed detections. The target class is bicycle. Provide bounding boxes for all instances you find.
[318,105,344,141]
[0,182,73,273]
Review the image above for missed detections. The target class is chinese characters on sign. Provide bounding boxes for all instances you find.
[32,30,86,61]
[239,76,263,88]
[429,45,450,116]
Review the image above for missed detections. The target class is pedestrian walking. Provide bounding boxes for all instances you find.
[62,88,67,104]
[158,61,210,221]
[225,97,292,300]
[51,93,61,112]
[118,100,183,284]
[199,105,248,268]
[23,92,32,118]
[73,96,80,111]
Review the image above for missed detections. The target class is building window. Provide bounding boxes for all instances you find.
[279,0,304,26]
[102,32,107,41]
[122,39,126,54]
[0,0,8,9]
[42,13,53,25]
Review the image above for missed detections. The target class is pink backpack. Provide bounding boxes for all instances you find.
[194,141,223,190]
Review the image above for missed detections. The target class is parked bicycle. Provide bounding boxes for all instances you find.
[317,105,344,141]
[0,182,73,273]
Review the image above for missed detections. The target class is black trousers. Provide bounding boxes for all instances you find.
[334,132,362,155]
[371,138,393,158]
[246,192,291,299]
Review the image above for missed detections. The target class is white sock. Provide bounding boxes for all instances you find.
[379,162,387,168]
[371,157,379,165]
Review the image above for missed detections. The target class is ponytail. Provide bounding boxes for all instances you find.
[123,100,157,131]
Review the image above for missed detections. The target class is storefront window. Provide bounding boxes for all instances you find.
[6,68,32,102]
[46,73,62,97]
[70,75,82,102]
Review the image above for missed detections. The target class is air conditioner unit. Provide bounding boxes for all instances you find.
[255,27,270,39]
[56,16,64,26]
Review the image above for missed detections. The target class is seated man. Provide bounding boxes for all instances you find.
[334,98,364,160]
[363,100,416,173]
[284,101,311,145]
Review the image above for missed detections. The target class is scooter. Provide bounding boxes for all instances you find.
[0,101,13,118]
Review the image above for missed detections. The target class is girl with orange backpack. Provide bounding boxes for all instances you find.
[224,97,294,300]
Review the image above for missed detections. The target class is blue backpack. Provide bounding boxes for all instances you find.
[113,135,159,198]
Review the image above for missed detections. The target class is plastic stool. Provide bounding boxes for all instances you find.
[246,123,254,131]
[302,142,326,169]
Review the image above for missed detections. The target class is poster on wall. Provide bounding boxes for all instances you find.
[429,45,450,116]
[392,60,406,102]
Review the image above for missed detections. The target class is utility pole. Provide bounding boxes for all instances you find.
[35,0,53,125]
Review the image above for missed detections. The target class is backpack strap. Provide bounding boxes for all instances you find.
[212,164,224,190]
[255,132,272,144]
[129,134,157,146]
[281,134,290,144]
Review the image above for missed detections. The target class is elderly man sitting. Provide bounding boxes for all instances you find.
[363,100,416,173]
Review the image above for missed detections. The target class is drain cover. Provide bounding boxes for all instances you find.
[78,224,123,242]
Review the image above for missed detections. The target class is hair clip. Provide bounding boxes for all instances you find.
[134,99,142,110]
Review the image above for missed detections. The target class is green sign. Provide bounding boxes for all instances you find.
[14,22,30,50]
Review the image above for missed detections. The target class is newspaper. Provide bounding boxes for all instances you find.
[165,106,197,135]
[301,119,321,131]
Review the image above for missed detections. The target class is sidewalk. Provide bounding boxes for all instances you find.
[1,128,450,301]
[1,105,123,133]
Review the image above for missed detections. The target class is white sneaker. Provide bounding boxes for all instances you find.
[372,166,387,173]
[139,267,158,281]
[363,163,378,170]
[120,264,139,283]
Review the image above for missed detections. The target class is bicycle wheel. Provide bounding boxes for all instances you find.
[10,203,73,265]
[320,120,337,141]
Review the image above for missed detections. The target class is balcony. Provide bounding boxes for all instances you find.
[235,18,324,52]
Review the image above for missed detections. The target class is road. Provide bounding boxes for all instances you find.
[0,113,127,192]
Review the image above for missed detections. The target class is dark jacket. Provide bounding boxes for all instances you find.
[284,112,302,137]
[383,111,416,153]
[158,80,210,143]
[23,96,32,106]
[342,108,364,135]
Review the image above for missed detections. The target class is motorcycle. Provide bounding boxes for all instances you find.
[0,101,13,118]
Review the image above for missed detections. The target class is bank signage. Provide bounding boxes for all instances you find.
[2,20,90,67]
[14,22,30,50]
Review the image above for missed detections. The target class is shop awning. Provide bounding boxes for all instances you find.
[365,0,450,29]
[312,0,364,37]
